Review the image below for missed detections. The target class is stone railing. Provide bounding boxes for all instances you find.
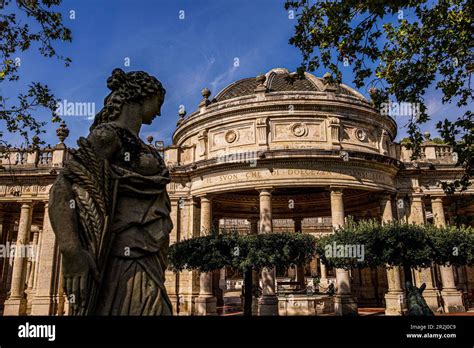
[38,147,54,165]
[0,145,68,169]
[400,142,455,164]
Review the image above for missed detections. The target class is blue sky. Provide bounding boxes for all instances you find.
[1,0,463,147]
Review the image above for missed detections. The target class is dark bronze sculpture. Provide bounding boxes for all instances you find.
[405,282,434,316]
[49,68,173,315]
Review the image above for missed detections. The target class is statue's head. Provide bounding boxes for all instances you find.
[91,68,166,130]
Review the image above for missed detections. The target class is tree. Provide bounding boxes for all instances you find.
[316,219,474,285]
[285,0,473,192]
[168,232,318,316]
[0,0,72,148]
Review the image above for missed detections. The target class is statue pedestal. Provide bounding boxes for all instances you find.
[421,289,440,311]
[441,290,465,313]
[384,292,407,316]
[195,296,217,316]
[258,295,279,316]
[252,297,259,316]
[30,295,56,315]
[334,294,358,316]
[3,297,27,316]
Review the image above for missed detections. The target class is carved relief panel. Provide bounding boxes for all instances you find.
[208,122,256,152]
[270,117,326,143]
[341,123,378,148]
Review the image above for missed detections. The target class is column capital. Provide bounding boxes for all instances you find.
[256,186,273,194]
[430,196,444,203]
[329,186,344,195]
[409,192,424,201]
[20,201,34,209]
[197,194,213,203]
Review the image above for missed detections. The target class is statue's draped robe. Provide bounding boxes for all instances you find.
[82,123,173,315]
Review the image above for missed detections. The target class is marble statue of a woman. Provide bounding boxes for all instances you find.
[49,68,173,315]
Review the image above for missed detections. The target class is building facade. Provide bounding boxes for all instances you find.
[0,68,473,316]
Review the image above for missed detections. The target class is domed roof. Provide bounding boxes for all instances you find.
[213,68,368,102]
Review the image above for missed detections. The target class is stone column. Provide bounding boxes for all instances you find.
[331,187,357,316]
[165,198,179,314]
[432,196,465,313]
[26,227,40,291]
[195,195,217,315]
[431,197,446,227]
[248,217,260,315]
[4,202,33,315]
[211,217,224,307]
[319,259,327,287]
[293,217,305,288]
[408,192,439,310]
[31,202,59,315]
[0,219,13,305]
[381,194,407,315]
[56,260,66,316]
[408,193,426,225]
[177,198,200,315]
[257,188,278,316]
[249,217,260,285]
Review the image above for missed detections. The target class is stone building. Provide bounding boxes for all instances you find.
[0,68,473,316]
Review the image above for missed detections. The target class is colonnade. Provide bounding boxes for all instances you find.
[172,187,468,315]
[1,201,62,316]
[0,189,469,316]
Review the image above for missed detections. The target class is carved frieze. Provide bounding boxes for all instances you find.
[209,122,255,151]
[290,123,309,137]
[256,118,268,146]
[355,128,367,142]
[328,117,341,144]
[198,130,208,158]
[271,118,325,143]
[224,130,238,144]
[193,164,396,194]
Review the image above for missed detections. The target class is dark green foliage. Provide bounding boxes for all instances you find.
[428,224,474,266]
[1,0,72,146]
[169,222,474,272]
[317,219,473,270]
[168,232,318,273]
[285,0,473,192]
[167,233,237,273]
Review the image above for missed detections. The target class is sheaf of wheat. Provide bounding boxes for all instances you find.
[72,184,103,257]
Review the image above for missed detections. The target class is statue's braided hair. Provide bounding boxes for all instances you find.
[90,68,166,131]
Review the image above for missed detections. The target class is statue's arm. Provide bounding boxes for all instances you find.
[48,124,120,311]
[49,173,100,311]
[49,125,120,254]
[49,173,82,256]
[86,124,121,160]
